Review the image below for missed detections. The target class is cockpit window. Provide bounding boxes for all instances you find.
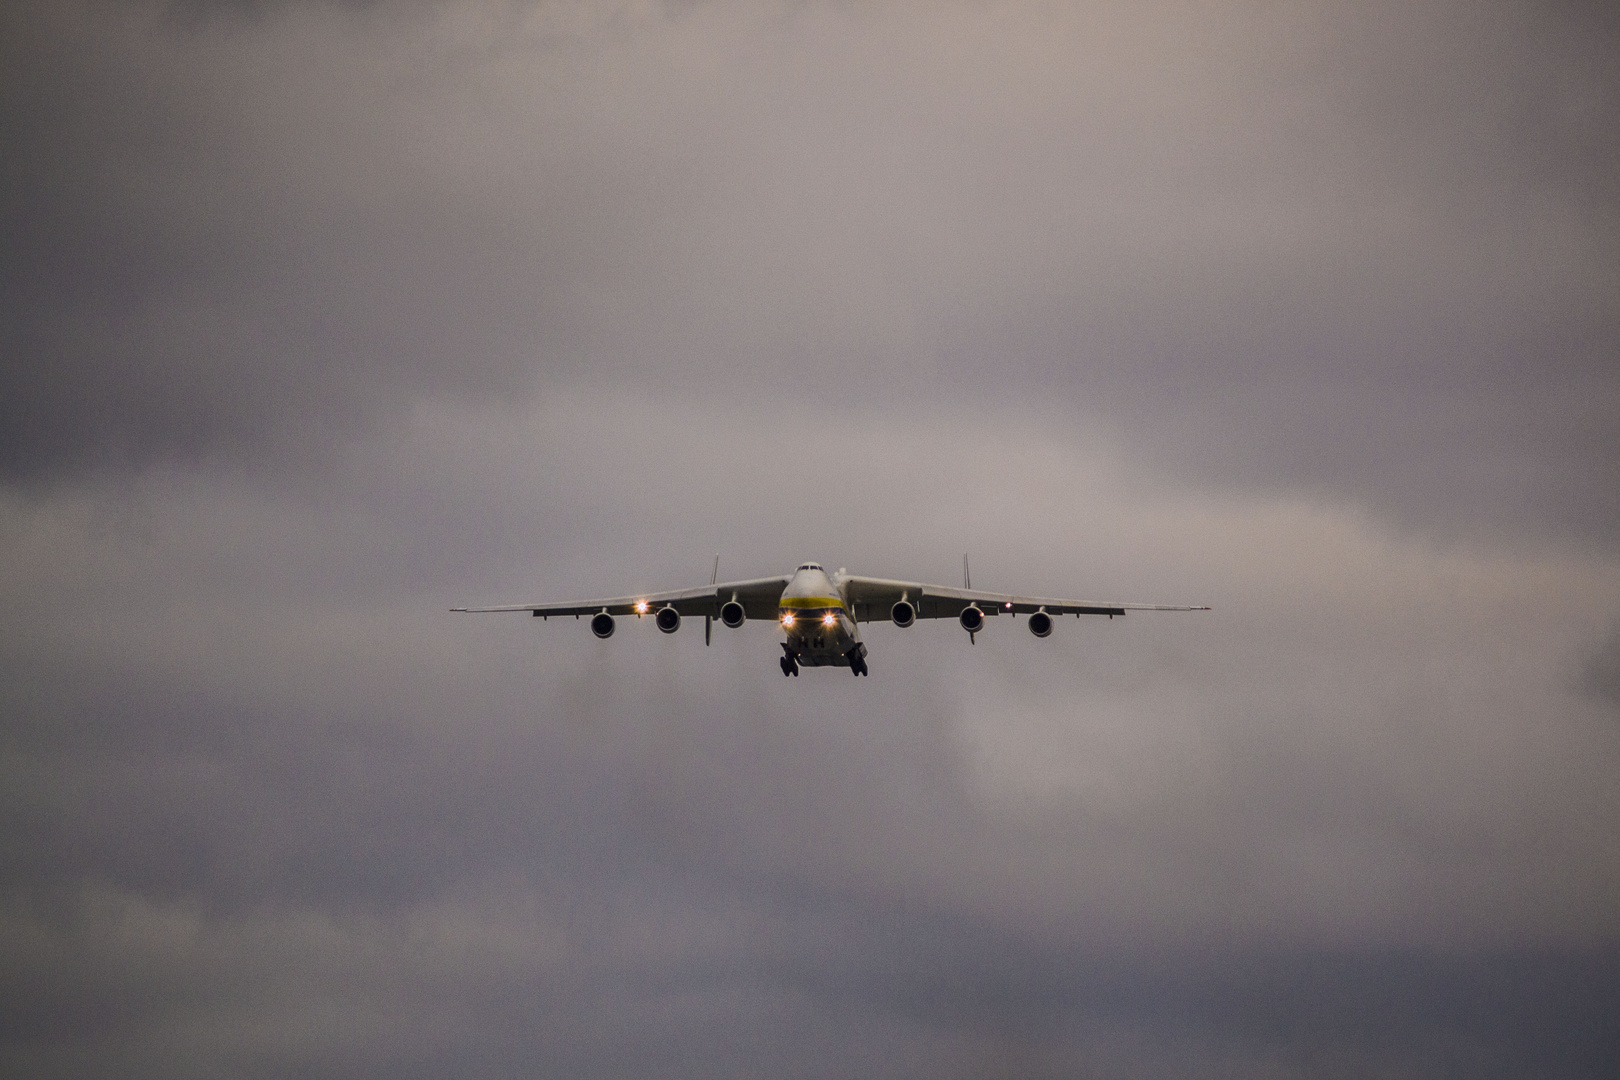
[797,563,822,571]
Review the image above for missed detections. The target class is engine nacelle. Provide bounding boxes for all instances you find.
[1027,609,1053,638]
[719,600,746,628]
[590,612,616,639]
[890,599,916,628]
[958,605,985,634]
[655,606,681,633]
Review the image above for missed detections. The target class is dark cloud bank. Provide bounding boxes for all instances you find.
[3,2,1619,1077]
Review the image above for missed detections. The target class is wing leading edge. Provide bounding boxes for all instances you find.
[452,576,791,620]
[838,575,1209,622]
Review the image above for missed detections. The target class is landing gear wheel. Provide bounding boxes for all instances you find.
[780,656,794,676]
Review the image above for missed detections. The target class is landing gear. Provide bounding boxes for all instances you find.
[846,643,869,677]
[780,643,799,677]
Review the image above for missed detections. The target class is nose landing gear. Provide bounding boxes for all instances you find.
[780,643,799,676]
[847,643,869,677]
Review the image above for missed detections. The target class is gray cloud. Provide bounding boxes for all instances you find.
[4,0,1616,540]
[5,399,1619,1074]
[2,1,1618,1076]
[1585,622,1620,710]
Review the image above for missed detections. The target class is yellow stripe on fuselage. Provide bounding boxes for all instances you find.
[778,596,844,610]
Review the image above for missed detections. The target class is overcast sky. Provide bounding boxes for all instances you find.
[3,1,1618,1077]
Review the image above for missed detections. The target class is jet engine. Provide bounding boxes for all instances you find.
[655,606,681,633]
[719,600,746,628]
[890,599,916,628]
[958,605,985,634]
[1027,609,1053,638]
[590,612,616,638]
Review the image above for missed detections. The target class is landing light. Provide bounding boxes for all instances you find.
[782,612,795,627]
[821,612,836,627]
[634,600,649,614]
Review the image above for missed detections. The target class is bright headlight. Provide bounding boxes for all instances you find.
[821,612,836,627]
[781,612,795,627]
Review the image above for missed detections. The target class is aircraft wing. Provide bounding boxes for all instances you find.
[839,575,1209,622]
[452,576,791,620]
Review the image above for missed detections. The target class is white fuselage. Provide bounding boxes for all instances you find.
[778,564,861,667]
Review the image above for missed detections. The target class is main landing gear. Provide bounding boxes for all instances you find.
[779,643,869,677]
[847,643,869,677]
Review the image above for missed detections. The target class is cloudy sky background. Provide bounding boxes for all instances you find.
[3,1,1618,1076]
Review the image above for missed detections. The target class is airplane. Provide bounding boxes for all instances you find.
[454,557,1209,677]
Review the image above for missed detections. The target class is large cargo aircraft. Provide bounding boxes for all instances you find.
[455,559,1208,677]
